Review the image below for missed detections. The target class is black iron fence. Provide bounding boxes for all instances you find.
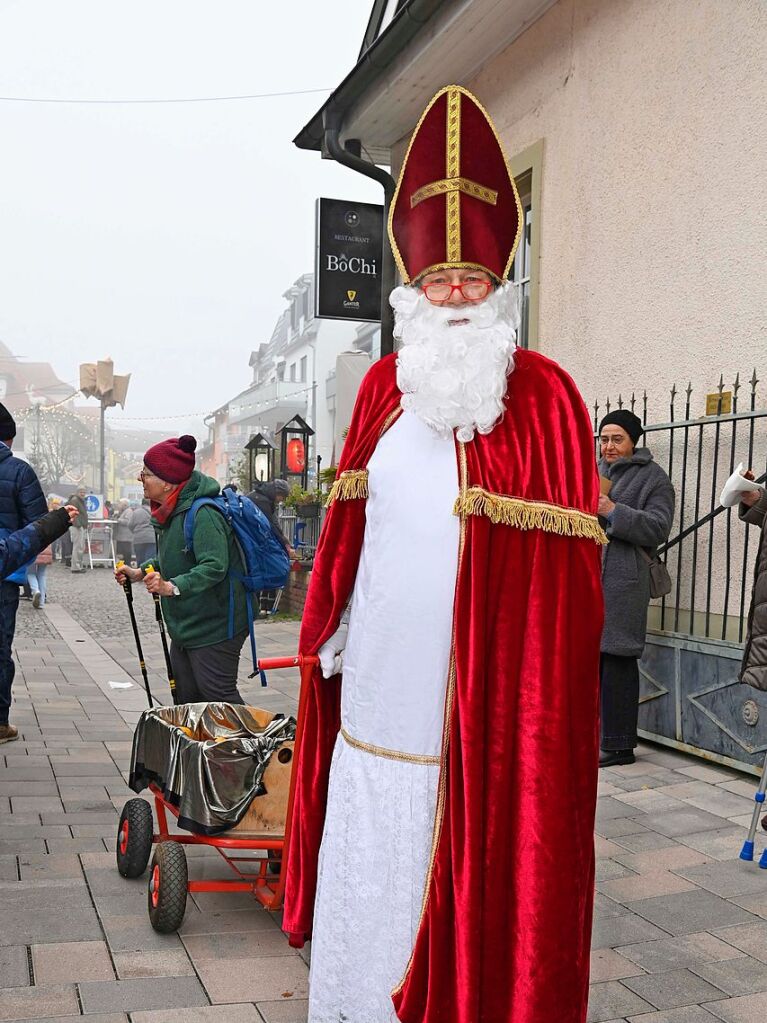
[593,372,767,644]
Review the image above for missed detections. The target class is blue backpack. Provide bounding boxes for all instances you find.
[183,487,291,685]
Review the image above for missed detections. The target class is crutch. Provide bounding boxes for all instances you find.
[740,753,767,865]
[116,561,155,708]
[145,564,178,705]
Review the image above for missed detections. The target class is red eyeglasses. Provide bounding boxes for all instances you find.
[422,280,493,304]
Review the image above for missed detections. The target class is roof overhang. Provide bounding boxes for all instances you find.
[294,0,558,164]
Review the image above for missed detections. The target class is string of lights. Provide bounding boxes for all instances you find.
[0,87,330,105]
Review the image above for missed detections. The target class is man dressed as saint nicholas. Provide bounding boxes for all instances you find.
[283,85,606,1023]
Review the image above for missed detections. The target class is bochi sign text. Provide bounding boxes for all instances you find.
[315,198,383,322]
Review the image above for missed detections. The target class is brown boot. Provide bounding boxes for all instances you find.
[0,724,18,744]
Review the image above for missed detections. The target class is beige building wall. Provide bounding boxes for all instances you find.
[392,0,767,421]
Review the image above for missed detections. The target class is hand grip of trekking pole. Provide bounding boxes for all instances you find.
[116,560,133,600]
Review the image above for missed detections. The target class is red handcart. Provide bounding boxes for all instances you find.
[115,654,314,942]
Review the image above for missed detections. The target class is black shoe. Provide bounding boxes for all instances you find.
[599,749,635,768]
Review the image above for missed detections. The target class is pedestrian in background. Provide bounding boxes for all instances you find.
[130,498,156,565]
[67,486,89,572]
[113,498,134,564]
[738,471,767,691]
[27,543,52,608]
[0,399,75,743]
[48,497,64,562]
[597,410,675,766]
[115,436,249,705]
[246,479,294,555]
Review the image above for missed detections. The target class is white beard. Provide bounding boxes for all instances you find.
[391,281,520,443]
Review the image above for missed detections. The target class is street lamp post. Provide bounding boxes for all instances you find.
[79,360,130,499]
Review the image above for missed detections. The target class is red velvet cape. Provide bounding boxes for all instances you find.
[284,348,604,1023]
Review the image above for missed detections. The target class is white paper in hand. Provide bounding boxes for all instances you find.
[720,462,763,508]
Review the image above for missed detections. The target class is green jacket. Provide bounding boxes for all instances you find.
[144,471,248,649]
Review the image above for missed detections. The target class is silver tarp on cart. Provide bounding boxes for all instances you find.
[129,703,296,835]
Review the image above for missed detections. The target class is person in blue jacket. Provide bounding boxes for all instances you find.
[0,501,76,741]
[0,402,73,744]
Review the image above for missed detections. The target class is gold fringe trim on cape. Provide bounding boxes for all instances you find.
[453,487,608,545]
[326,469,369,505]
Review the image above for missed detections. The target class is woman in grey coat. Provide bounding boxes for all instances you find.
[129,499,157,565]
[598,410,675,767]
[112,499,134,565]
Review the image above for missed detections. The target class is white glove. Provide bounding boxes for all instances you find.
[318,624,348,679]
[720,462,763,508]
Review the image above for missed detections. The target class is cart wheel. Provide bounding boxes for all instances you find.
[116,799,153,878]
[148,842,188,933]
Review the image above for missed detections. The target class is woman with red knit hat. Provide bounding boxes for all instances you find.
[115,435,249,704]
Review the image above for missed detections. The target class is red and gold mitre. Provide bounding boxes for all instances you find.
[388,85,523,284]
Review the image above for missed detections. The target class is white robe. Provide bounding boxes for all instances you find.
[308,411,460,1023]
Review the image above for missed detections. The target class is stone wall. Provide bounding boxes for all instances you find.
[279,561,313,617]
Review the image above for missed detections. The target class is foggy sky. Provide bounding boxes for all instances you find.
[0,0,379,436]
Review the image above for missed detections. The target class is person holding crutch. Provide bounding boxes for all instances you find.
[114,435,248,705]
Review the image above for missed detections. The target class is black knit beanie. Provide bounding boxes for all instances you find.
[598,410,643,446]
[0,404,17,441]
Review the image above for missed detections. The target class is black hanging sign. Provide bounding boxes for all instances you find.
[315,198,383,322]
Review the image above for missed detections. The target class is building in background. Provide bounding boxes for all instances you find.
[294,0,765,420]
[201,273,373,487]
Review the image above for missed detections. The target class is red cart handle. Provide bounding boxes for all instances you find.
[257,654,318,671]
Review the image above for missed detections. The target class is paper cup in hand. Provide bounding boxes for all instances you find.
[719,462,763,508]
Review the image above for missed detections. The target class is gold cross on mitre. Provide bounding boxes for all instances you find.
[408,88,498,262]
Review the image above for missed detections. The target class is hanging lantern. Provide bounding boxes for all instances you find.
[278,415,314,491]
[286,437,306,474]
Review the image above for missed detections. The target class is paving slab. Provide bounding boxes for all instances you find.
[591,947,647,983]
[704,989,767,1021]
[629,891,760,938]
[112,949,195,979]
[0,882,102,946]
[675,861,767,900]
[692,956,767,997]
[627,1007,723,1021]
[600,870,697,905]
[622,968,727,1010]
[78,976,209,1013]
[641,811,739,839]
[193,954,310,1004]
[679,828,752,862]
[0,945,29,988]
[131,1007,261,1023]
[0,984,79,1021]
[712,922,767,963]
[31,939,114,984]
[256,1001,310,1023]
[617,933,746,975]
[587,980,655,1021]
[182,928,297,962]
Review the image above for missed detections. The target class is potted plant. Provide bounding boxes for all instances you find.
[285,483,322,518]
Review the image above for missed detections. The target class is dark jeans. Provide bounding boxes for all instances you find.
[170,631,247,706]
[0,582,20,725]
[600,653,640,751]
[115,541,133,564]
[134,543,157,566]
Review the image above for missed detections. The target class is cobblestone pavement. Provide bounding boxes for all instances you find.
[6,570,767,1021]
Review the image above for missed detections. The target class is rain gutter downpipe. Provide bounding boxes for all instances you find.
[322,106,397,358]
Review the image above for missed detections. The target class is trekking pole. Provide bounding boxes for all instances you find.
[740,751,767,864]
[145,565,178,705]
[115,561,155,709]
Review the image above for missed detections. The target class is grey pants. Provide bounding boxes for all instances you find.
[70,526,86,570]
[170,631,247,706]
